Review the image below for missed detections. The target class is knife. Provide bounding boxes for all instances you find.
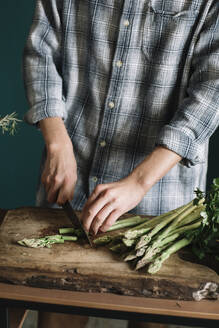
[62,201,93,247]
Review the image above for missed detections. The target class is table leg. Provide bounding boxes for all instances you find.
[0,307,9,328]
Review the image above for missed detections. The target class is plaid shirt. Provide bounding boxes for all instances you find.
[23,0,219,215]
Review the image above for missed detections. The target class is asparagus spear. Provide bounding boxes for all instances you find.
[124,216,166,240]
[147,238,191,274]
[124,250,140,262]
[146,200,204,254]
[62,236,77,241]
[135,233,181,270]
[135,200,197,250]
[93,233,124,246]
[18,235,65,248]
[122,237,138,247]
[59,215,146,236]
[59,228,75,234]
[169,219,202,236]
[18,234,77,248]
[176,205,204,228]
[124,201,193,240]
[107,216,148,231]
[109,242,127,253]
[135,208,203,269]
[93,216,150,247]
[128,218,202,269]
[93,235,112,246]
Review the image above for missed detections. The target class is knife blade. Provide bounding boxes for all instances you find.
[62,201,93,247]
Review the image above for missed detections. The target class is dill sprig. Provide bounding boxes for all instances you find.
[0,112,21,135]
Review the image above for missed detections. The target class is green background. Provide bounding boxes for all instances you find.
[0,1,218,209]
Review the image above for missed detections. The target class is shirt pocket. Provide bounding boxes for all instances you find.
[142,0,199,65]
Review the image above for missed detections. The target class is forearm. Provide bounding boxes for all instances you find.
[39,117,72,152]
[39,117,77,204]
[131,146,182,193]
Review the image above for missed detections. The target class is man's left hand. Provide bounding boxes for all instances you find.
[81,174,145,235]
[81,146,182,235]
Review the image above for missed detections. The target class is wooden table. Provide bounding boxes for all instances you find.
[0,282,219,328]
[0,208,218,328]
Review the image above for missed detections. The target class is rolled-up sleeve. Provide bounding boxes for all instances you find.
[156,2,219,167]
[22,0,66,125]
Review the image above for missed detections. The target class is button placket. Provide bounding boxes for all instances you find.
[108,101,115,109]
[123,19,130,27]
[89,2,135,195]
[116,60,123,68]
[100,140,106,147]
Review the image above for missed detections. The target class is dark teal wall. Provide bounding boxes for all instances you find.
[0,1,44,209]
[0,1,218,209]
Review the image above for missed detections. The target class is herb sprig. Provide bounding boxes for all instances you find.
[0,112,21,135]
[188,178,219,260]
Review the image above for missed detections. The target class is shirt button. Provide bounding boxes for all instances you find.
[116,60,123,68]
[108,101,115,109]
[92,176,98,182]
[124,19,130,27]
[100,140,106,147]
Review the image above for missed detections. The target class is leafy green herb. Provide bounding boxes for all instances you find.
[188,178,219,260]
[0,112,21,135]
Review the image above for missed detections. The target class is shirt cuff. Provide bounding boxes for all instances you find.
[24,98,66,125]
[156,125,205,167]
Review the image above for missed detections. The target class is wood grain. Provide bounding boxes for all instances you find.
[0,283,218,321]
[0,207,218,301]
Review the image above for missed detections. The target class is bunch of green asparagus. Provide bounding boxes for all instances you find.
[18,178,218,273]
[93,198,206,274]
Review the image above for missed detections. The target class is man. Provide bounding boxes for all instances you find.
[23,0,219,327]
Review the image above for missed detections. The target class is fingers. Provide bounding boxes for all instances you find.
[47,175,63,203]
[41,146,77,206]
[90,202,115,235]
[91,208,121,235]
[41,172,52,194]
[56,177,75,205]
[99,210,121,232]
[82,176,146,235]
[82,184,123,234]
[83,184,108,209]
[42,172,76,205]
[81,184,112,232]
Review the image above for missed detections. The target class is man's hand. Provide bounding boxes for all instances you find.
[81,175,146,235]
[81,146,182,234]
[41,142,77,205]
[39,117,77,205]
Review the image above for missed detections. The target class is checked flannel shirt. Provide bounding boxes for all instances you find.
[23,0,219,215]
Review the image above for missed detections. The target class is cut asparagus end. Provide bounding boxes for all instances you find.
[59,227,75,234]
[62,236,78,241]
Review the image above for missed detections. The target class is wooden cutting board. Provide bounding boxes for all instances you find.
[0,207,218,301]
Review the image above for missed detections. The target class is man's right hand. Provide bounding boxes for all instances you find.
[39,117,77,205]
